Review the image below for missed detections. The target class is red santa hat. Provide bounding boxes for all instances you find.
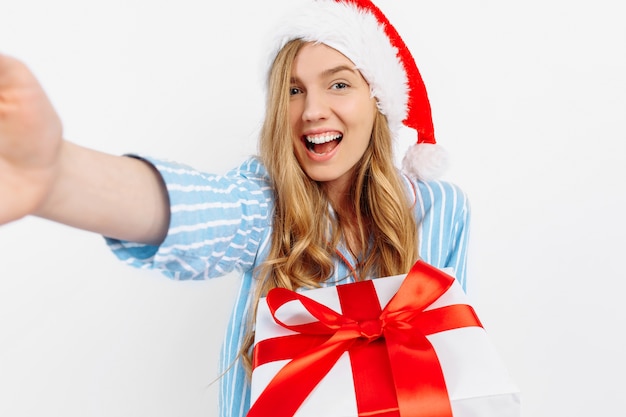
[266,0,448,180]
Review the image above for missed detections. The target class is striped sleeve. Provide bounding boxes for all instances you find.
[105,157,272,280]
[410,178,471,291]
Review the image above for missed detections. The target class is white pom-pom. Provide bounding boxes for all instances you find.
[401,143,449,181]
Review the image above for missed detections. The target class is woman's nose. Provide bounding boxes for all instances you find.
[302,90,329,122]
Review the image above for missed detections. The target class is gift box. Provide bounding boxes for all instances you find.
[249,260,520,417]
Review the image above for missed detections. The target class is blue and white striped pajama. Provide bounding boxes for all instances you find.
[106,156,471,417]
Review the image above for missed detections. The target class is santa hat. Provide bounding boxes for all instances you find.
[266,0,447,180]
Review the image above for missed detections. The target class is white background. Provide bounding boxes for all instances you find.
[1,0,624,416]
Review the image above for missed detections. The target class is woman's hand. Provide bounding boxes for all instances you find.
[0,54,170,244]
[0,54,63,225]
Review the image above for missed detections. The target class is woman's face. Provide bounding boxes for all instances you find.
[289,42,377,193]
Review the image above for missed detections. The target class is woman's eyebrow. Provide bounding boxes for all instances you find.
[290,65,359,85]
[321,65,358,78]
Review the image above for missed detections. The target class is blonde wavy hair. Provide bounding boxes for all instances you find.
[240,39,418,374]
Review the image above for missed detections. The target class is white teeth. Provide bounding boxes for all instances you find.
[305,133,342,144]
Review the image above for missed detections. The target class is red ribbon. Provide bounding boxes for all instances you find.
[248,260,482,417]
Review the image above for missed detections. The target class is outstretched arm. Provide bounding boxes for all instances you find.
[0,54,169,245]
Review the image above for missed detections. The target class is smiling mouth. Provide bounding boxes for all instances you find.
[305,133,343,155]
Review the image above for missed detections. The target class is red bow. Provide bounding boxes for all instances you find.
[249,260,482,417]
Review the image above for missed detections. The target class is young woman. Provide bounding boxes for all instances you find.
[0,1,470,416]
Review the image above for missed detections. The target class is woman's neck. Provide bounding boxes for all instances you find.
[323,181,366,260]
[322,174,353,213]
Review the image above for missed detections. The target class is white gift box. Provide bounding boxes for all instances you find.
[249,262,520,417]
